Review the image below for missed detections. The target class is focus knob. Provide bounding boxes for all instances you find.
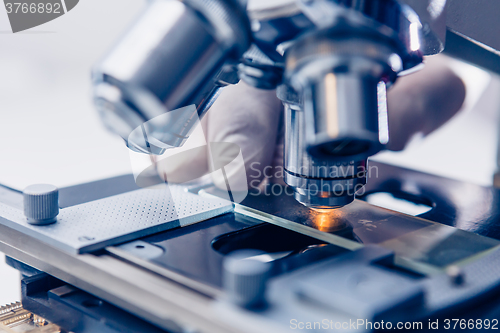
[223,250,271,308]
[23,184,59,225]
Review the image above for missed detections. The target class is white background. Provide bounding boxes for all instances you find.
[0,0,499,306]
[0,0,143,305]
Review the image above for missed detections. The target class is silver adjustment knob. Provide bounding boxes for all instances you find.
[223,250,271,308]
[23,184,59,225]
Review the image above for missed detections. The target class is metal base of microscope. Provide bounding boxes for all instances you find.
[2,161,500,332]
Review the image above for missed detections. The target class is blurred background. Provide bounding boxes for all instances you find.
[0,0,499,305]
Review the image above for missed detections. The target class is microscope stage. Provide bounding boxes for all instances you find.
[0,186,232,254]
[2,162,500,332]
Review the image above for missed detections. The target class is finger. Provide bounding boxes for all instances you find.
[207,81,283,190]
[387,56,466,151]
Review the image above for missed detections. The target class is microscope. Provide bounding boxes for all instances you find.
[91,0,500,210]
[3,1,500,332]
[92,0,452,209]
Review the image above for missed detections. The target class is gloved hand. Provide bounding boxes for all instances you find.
[153,55,466,192]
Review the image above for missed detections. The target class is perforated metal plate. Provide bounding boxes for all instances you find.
[0,186,233,254]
